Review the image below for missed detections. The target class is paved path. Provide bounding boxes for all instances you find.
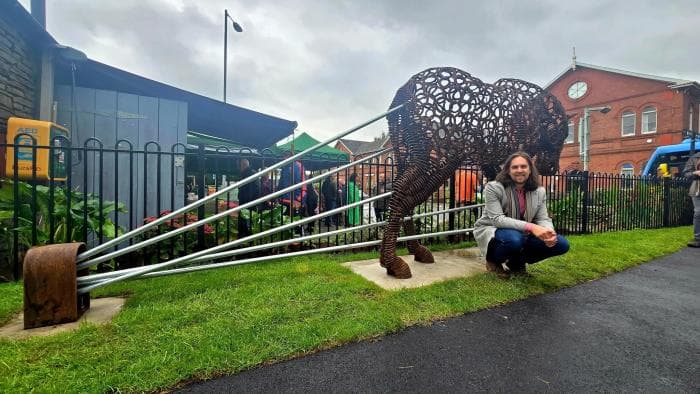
[180,247,700,393]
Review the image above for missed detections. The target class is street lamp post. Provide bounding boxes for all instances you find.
[223,9,243,103]
[580,105,611,171]
[54,45,87,149]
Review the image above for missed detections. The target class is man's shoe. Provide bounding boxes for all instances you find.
[688,240,700,248]
[485,260,510,279]
[509,266,533,278]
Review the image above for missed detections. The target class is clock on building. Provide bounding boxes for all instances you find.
[567,81,588,99]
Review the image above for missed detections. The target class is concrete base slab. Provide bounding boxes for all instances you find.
[342,248,485,290]
[0,297,125,340]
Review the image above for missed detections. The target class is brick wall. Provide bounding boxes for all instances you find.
[549,67,696,174]
[0,14,39,136]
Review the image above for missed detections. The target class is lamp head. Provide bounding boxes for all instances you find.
[53,45,88,63]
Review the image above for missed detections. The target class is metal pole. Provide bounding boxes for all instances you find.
[583,108,590,172]
[581,106,610,172]
[77,148,391,269]
[82,227,477,285]
[78,203,484,284]
[78,191,392,293]
[662,177,670,227]
[448,171,456,242]
[581,170,589,233]
[223,9,228,103]
[76,103,407,263]
[197,144,206,249]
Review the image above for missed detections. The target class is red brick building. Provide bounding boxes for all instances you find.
[546,61,700,175]
[334,137,393,190]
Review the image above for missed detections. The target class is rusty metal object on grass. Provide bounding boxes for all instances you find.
[23,243,90,329]
[380,67,568,278]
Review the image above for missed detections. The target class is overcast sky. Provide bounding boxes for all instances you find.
[18,0,700,143]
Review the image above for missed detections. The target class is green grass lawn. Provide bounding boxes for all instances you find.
[0,227,692,392]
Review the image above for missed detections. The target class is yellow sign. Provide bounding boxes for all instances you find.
[5,117,69,181]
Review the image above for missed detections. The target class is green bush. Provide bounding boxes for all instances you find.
[0,180,126,280]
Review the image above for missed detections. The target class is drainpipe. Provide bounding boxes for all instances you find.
[31,0,46,27]
[31,0,54,121]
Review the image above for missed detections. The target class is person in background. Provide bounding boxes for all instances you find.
[682,150,700,247]
[259,171,273,211]
[302,184,319,234]
[474,151,570,278]
[277,156,306,215]
[321,172,339,226]
[346,173,362,226]
[237,159,259,238]
[337,176,347,225]
[657,163,672,178]
[373,177,392,222]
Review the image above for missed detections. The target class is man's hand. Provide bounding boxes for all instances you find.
[530,224,558,247]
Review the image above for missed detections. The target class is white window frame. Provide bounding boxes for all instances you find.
[565,121,575,144]
[641,106,657,134]
[620,163,634,176]
[621,111,636,137]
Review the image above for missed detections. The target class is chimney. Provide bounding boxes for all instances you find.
[31,0,46,28]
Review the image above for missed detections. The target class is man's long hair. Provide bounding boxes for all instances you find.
[495,151,541,191]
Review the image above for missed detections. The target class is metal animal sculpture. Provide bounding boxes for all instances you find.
[380,67,568,278]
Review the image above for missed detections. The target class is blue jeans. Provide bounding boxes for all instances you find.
[486,228,570,269]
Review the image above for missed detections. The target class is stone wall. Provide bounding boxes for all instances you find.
[0,14,39,136]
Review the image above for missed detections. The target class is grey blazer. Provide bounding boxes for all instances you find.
[473,181,554,256]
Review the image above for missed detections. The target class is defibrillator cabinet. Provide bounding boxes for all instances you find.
[4,117,69,181]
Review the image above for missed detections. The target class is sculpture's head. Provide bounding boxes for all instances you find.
[524,92,569,176]
[493,78,568,176]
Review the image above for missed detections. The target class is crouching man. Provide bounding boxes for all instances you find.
[474,152,570,278]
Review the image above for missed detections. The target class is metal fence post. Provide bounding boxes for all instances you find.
[581,170,590,233]
[662,177,670,227]
[197,144,206,250]
[12,141,20,280]
[448,171,456,243]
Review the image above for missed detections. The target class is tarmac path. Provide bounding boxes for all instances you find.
[180,247,699,393]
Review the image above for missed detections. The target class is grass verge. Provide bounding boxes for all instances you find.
[0,227,692,392]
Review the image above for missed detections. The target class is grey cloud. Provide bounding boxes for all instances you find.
[18,0,700,142]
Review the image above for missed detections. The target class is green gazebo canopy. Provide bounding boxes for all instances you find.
[269,132,349,169]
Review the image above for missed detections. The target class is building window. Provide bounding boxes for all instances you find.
[620,163,634,176]
[641,106,657,133]
[621,111,635,136]
[565,121,575,143]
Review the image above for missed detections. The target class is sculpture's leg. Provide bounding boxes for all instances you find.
[401,159,464,264]
[403,218,434,263]
[401,179,439,263]
[379,167,424,279]
[380,205,412,278]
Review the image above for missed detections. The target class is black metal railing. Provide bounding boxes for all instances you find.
[0,137,693,281]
